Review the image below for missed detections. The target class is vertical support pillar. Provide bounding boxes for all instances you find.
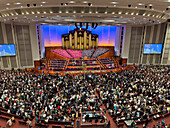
[80,36,82,50]
[96,37,98,48]
[89,33,91,48]
[74,31,77,49]
[62,37,64,49]
[84,31,87,50]
[69,33,72,49]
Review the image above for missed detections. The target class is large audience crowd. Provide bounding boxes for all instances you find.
[0,65,169,127]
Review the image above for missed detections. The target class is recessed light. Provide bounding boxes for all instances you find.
[96,11,98,13]
[112,12,115,14]
[114,5,116,7]
[21,6,23,8]
[89,11,92,13]
[149,4,152,6]
[66,11,69,13]
[118,12,122,14]
[15,3,21,5]
[73,11,76,13]
[138,3,144,5]
[41,2,46,4]
[40,5,43,6]
[83,1,88,3]
[111,2,118,4]
[125,12,128,15]
[6,3,10,5]
[81,11,84,13]
[69,1,75,3]
[6,8,9,10]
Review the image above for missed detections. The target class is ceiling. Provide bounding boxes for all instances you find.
[0,0,169,25]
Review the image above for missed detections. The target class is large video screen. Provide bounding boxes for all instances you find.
[42,25,117,47]
[143,44,163,54]
[0,44,16,57]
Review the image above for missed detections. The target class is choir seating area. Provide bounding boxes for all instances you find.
[52,49,109,59]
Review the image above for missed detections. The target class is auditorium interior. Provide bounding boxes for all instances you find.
[0,0,169,128]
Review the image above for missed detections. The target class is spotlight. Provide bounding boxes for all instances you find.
[33,4,36,6]
[80,22,82,28]
[166,8,169,10]
[128,4,131,7]
[86,23,88,29]
[149,6,152,9]
[145,5,147,8]
[88,3,92,6]
[27,4,30,7]
[75,23,79,29]
[61,3,64,5]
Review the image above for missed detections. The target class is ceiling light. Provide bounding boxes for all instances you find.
[89,11,92,13]
[138,3,144,5]
[112,12,115,14]
[43,12,46,14]
[131,12,134,15]
[73,11,76,13]
[41,2,46,4]
[6,8,9,10]
[22,12,24,15]
[135,6,138,8]
[59,11,62,13]
[69,1,75,3]
[37,11,40,14]
[143,13,146,16]
[136,13,139,15]
[26,12,29,14]
[111,2,118,4]
[149,4,152,6]
[83,1,88,3]
[81,11,84,13]
[105,11,107,14]
[32,12,35,14]
[96,11,98,13]
[50,11,53,13]
[40,5,43,6]
[114,5,116,7]
[125,12,128,15]
[147,14,150,16]
[6,3,10,5]
[16,13,18,15]
[15,3,21,5]
[66,11,69,13]
[118,12,122,14]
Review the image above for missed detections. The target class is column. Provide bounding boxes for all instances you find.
[69,33,72,49]
[80,36,82,50]
[62,37,64,49]
[96,37,98,48]
[89,33,91,48]
[66,40,68,49]
[74,31,77,49]
[84,31,87,50]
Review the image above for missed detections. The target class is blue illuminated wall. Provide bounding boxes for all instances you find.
[42,25,117,47]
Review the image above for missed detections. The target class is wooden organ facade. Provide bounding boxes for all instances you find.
[62,28,98,50]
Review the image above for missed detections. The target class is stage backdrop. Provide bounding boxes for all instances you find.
[42,25,117,47]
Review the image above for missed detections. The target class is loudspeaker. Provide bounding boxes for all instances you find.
[12,68,14,71]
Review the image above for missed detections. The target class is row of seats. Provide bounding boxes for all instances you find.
[52,49,109,59]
